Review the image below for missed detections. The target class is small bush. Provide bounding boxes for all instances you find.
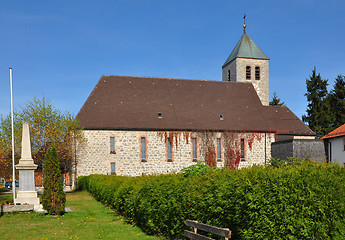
[181,161,211,177]
[268,157,284,168]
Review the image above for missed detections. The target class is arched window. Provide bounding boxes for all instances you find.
[255,66,260,80]
[216,138,222,162]
[167,138,173,162]
[140,137,147,162]
[246,66,251,80]
[192,137,197,162]
[240,139,245,161]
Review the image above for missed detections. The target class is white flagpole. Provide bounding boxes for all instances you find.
[9,67,16,204]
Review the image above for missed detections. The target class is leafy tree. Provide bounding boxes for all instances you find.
[327,75,345,129]
[0,96,83,183]
[269,92,285,106]
[302,67,330,138]
[41,144,65,215]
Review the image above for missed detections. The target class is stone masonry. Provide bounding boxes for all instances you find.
[77,130,275,177]
[222,58,269,106]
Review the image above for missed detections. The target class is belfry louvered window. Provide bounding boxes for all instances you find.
[255,66,260,80]
[246,66,251,79]
[167,138,173,162]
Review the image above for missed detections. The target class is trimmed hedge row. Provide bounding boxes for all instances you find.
[78,162,345,239]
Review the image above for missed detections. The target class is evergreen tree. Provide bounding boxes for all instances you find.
[269,92,285,106]
[328,75,345,129]
[302,67,330,138]
[42,144,66,215]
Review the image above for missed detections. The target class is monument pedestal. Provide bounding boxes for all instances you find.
[15,123,40,210]
[16,191,40,206]
[15,162,40,209]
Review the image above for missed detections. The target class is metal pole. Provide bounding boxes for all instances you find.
[9,67,16,204]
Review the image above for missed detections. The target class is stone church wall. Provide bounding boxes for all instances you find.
[222,60,237,82]
[76,130,274,177]
[222,58,269,106]
[236,58,269,106]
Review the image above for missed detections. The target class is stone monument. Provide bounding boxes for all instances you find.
[15,123,40,209]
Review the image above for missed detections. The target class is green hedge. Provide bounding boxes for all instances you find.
[78,161,345,239]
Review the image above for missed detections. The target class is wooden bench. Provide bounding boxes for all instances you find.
[184,219,231,240]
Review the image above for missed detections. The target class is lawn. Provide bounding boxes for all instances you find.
[0,191,164,240]
[0,187,12,204]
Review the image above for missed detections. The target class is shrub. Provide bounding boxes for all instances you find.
[181,161,211,177]
[41,144,66,215]
[78,161,345,239]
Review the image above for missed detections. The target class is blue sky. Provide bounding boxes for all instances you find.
[1,0,344,120]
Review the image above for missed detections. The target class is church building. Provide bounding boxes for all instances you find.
[76,26,314,177]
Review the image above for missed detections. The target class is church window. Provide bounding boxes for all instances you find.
[217,138,222,161]
[228,70,231,81]
[246,66,251,80]
[255,66,260,80]
[110,162,116,175]
[240,139,245,161]
[167,138,173,162]
[110,137,115,154]
[192,137,197,162]
[141,137,147,162]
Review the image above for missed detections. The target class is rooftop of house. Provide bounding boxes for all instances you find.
[77,75,314,136]
[321,124,345,139]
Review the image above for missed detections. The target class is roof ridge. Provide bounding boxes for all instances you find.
[321,123,345,139]
[101,75,253,84]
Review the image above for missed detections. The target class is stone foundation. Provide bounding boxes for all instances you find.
[1,204,34,213]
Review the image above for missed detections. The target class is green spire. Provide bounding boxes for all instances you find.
[223,33,269,67]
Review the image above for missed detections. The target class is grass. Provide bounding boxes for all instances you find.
[0,191,164,240]
[0,187,12,204]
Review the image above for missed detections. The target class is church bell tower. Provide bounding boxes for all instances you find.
[222,16,270,106]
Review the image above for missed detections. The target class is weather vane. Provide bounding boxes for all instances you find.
[243,13,247,33]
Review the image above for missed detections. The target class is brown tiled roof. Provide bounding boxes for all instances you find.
[77,75,314,136]
[263,106,315,135]
[321,123,345,139]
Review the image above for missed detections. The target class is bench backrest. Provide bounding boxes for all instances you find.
[184,219,231,240]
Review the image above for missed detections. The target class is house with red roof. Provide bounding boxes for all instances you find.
[75,26,315,178]
[322,124,345,164]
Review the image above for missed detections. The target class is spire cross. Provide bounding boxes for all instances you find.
[243,13,247,33]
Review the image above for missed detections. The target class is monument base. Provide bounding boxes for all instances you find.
[16,191,40,209]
